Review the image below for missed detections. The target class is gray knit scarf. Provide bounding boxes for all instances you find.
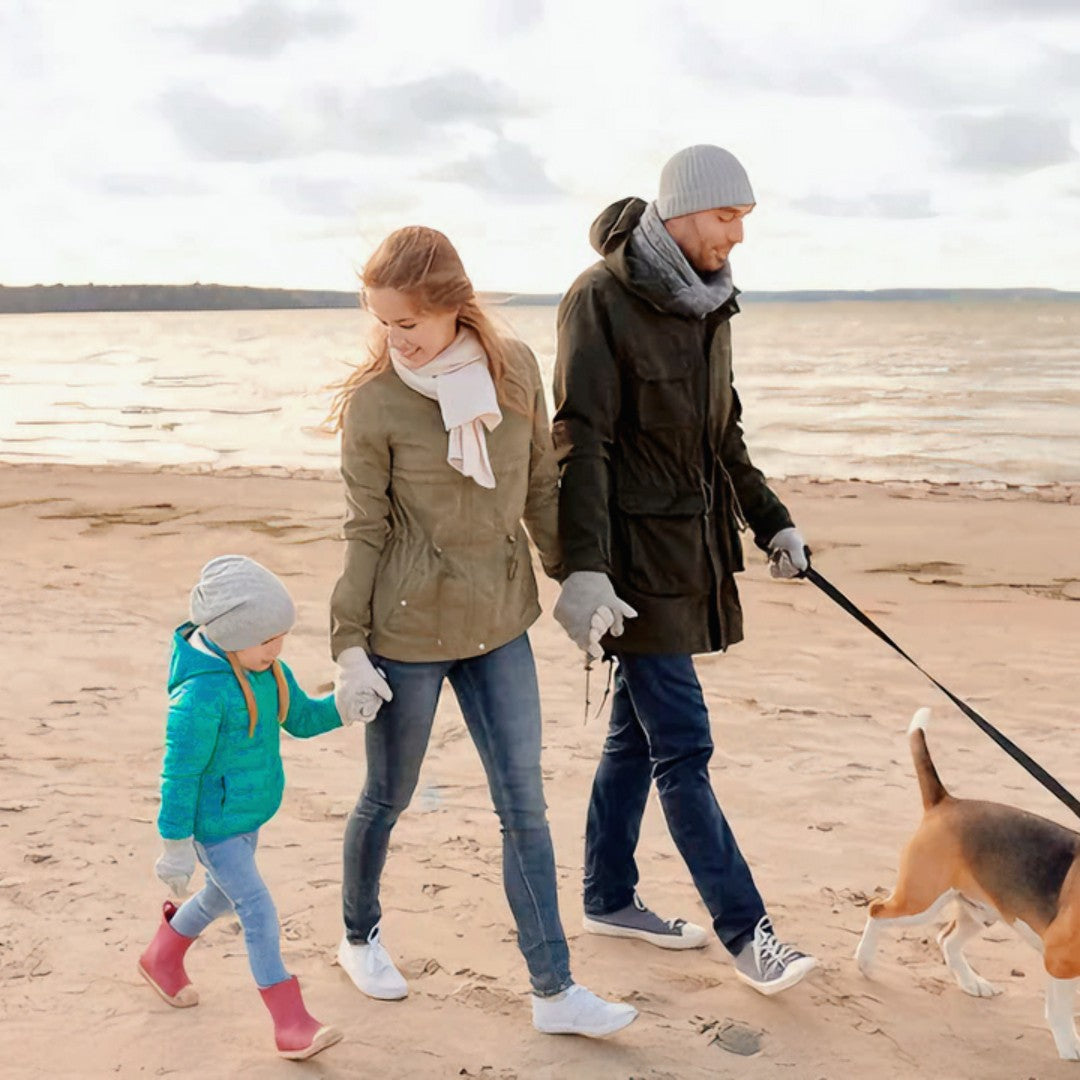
[626,200,735,319]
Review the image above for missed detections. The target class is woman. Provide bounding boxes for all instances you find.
[326,226,637,1038]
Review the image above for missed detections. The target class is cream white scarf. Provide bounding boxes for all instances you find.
[390,328,502,489]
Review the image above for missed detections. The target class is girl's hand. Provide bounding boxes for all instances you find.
[155,837,196,897]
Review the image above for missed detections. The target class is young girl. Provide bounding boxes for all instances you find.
[326,227,638,1038]
[138,554,344,1061]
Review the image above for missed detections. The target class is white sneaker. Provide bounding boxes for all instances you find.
[337,925,408,1000]
[531,983,638,1038]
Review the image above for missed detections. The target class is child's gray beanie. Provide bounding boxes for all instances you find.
[189,555,296,652]
[656,144,756,221]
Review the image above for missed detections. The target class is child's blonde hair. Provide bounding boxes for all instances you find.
[326,226,530,430]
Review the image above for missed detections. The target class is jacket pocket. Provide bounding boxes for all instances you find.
[626,335,697,431]
[374,539,447,646]
[614,488,709,598]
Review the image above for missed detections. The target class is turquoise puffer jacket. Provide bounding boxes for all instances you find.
[157,622,342,844]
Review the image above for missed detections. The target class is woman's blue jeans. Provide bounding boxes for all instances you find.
[342,633,572,996]
[583,652,767,957]
[170,830,289,989]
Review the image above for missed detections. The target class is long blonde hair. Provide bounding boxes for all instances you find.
[326,226,530,430]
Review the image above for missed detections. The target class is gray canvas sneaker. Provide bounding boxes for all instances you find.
[583,892,709,950]
[734,915,817,995]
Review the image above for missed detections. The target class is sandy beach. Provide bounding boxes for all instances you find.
[2,463,1080,1079]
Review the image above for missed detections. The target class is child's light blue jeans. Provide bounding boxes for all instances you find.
[170,830,289,988]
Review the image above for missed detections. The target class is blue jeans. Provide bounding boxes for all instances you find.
[583,653,766,956]
[342,633,572,997]
[169,830,289,989]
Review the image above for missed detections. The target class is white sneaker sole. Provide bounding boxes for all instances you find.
[534,1006,639,1038]
[336,937,408,1001]
[582,915,708,950]
[735,955,817,996]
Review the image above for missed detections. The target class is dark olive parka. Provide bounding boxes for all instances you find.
[552,197,793,655]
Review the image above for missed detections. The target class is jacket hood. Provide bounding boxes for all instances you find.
[588,197,648,290]
[169,621,232,692]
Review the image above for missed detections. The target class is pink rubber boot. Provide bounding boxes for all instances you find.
[258,976,342,1060]
[137,900,198,1007]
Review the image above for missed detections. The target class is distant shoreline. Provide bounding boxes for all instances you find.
[1,282,1078,313]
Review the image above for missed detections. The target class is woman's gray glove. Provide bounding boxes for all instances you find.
[155,836,196,897]
[335,647,393,724]
[768,527,809,579]
[554,571,638,659]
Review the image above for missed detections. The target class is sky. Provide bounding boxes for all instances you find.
[2,0,1079,294]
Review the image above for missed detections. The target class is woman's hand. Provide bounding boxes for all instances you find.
[335,647,393,724]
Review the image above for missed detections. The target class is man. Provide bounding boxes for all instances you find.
[551,144,816,995]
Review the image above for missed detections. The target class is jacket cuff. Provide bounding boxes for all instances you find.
[331,631,370,662]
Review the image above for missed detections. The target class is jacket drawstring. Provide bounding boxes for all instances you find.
[583,655,615,725]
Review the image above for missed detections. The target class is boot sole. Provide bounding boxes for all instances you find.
[735,955,817,996]
[137,960,198,1008]
[278,1025,343,1060]
[582,915,708,950]
[534,1007,638,1039]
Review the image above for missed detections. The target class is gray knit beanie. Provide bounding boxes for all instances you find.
[656,144,755,221]
[189,555,296,652]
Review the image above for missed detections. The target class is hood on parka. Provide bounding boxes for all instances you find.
[588,197,649,292]
[168,621,233,693]
[588,196,741,319]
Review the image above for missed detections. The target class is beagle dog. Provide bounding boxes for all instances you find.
[855,708,1080,1060]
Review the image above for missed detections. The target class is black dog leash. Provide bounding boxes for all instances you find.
[799,560,1080,822]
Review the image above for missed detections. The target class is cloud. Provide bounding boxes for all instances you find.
[492,0,545,35]
[427,138,562,198]
[159,89,298,161]
[955,0,1080,12]
[1044,47,1080,86]
[97,173,208,198]
[675,17,853,96]
[158,72,530,162]
[269,175,366,217]
[939,112,1077,173]
[269,174,419,219]
[176,0,352,58]
[793,191,937,218]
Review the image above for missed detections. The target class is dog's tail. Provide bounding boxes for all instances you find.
[908,707,948,809]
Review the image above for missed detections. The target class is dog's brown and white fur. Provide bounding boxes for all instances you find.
[855,708,1080,1060]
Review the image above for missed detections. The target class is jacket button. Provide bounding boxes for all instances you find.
[479,643,486,650]
[400,600,407,606]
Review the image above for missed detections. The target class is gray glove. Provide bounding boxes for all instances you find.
[768,527,809,579]
[554,571,638,659]
[335,647,393,724]
[155,836,196,897]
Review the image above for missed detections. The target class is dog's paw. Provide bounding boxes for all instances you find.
[958,974,999,998]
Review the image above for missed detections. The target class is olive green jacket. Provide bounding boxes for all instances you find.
[331,341,561,663]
